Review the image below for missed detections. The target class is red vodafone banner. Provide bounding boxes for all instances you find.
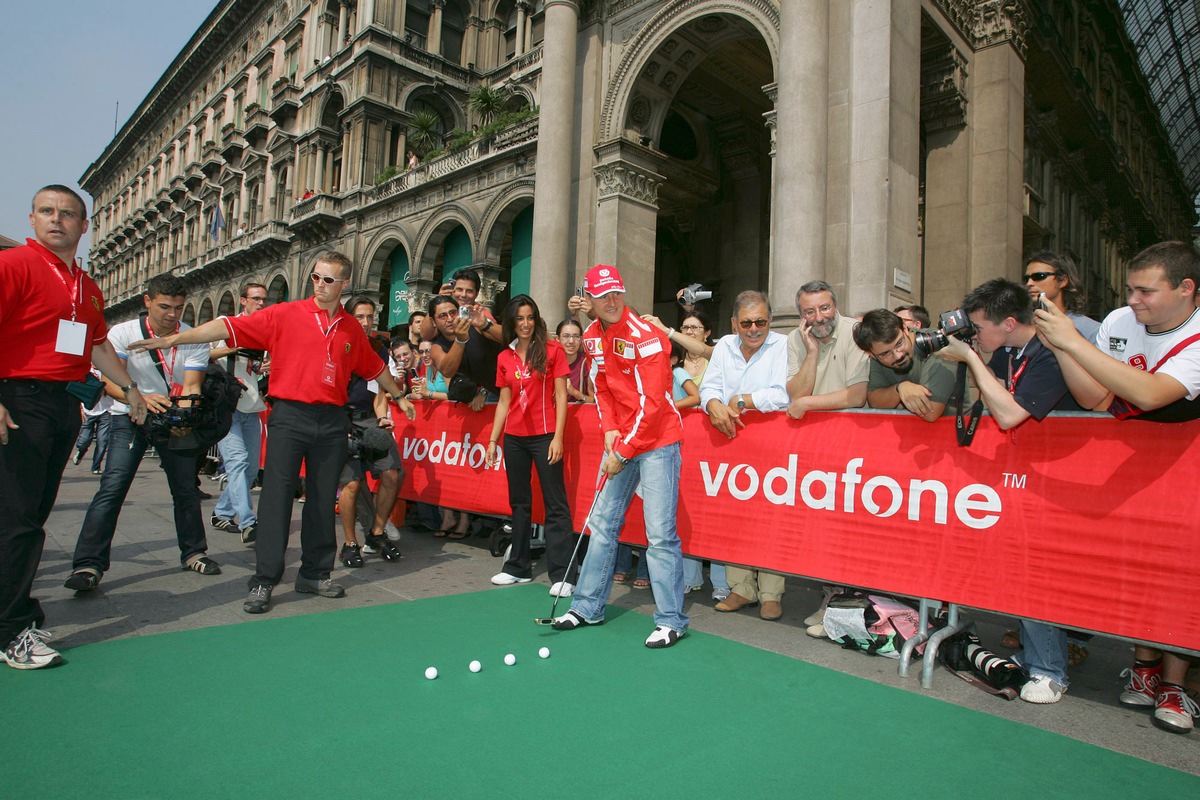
[390,402,1200,653]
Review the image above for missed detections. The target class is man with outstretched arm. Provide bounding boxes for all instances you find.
[552,264,690,648]
[128,251,415,615]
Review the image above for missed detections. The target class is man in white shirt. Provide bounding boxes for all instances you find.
[700,291,789,620]
[64,275,220,592]
[209,283,270,544]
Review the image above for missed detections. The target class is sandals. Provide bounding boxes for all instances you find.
[612,572,629,584]
[183,556,222,575]
[633,578,651,589]
[433,526,452,538]
[447,528,470,540]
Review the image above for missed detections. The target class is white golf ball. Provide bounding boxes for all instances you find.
[538,646,550,659]
[425,667,438,680]
[504,653,516,666]
[469,660,482,673]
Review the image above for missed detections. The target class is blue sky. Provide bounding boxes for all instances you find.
[0,1,215,264]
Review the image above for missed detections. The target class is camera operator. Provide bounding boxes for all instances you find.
[338,296,403,568]
[937,277,1082,431]
[64,274,220,592]
[427,280,503,412]
[853,309,956,422]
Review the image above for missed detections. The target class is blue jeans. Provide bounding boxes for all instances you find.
[710,562,729,593]
[683,557,703,589]
[1017,619,1069,686]
[74,411,111,471]
[569,442,688,632]
[72,414,209,572]
[214,410,261,527]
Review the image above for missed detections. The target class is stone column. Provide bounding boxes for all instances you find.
[397,0,407,35]
[769,0,828,326]
[359,0,375,34]
[591,140,665,307]
[264,155,277,217]
[463,15,480,67]
[238,173,249,226]
[314,144,327,193]
[528,0,578,317]
[515,2,528,57]
[337,1,349,46]
[428,0,445,56]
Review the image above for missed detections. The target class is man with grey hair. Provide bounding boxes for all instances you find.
[785,280,869,635]
[700,290,790,619]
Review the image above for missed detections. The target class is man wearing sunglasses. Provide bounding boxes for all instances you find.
[127,251,415,615]
[1022,251,1100,343]
[699,291,789,620]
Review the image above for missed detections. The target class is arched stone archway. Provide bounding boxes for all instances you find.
[182,303,196,327]
[267,274,289,305]
[198,298,215,325]
[217,290,236,317]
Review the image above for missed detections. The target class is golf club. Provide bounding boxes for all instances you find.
[534,472,608,625]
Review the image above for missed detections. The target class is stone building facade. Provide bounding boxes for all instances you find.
[82,0,1195,335]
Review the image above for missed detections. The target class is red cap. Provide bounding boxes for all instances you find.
[584,264,625,297]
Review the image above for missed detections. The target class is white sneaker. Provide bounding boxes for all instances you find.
[491,572,532,586]
[385,522,402,542]
[1020,674,1066,704]
[549,582,575,597]
[1,626,63,670]
[805,623,828,639]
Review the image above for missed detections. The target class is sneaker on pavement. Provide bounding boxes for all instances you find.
[1,626,63,670]
[1153,684,1199,734]
[72,450,82,465]
[240,524,256,545]
[210,515,239,533]
[340,542,364,568]
[360,539,379,554]
[183,556,222,575]
[295,577,346,598]
[64,569,101,592]
[805,623,828,639]
[549,581,575,598]
[712,589,730,603]
[492,572,532,586]
[385,522,403,542]
[1120,664,1162,708]
[366,533,401,562]
[551,610,603,630]
[645,625,685,649]
[243,585,272,614]
[91,469,102,475]
[1020,674,1066,704]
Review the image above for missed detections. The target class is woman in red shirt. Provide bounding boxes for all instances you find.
[485,295,576,596]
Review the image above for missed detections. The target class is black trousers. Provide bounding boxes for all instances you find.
[0,380,80,646]
[501,432,576,583]
[251,399,349,588]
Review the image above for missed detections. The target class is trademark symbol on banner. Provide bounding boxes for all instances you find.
[1001,473,1027,489]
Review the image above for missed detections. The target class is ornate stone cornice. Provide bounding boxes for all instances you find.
[921,45,969,133]
[594,160,662,206]
[930,0,1030,59]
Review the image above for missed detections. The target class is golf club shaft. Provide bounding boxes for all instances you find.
[536,473,609,624]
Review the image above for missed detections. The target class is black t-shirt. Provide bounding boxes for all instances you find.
[987,337,1083,421]
[346,339,389,413]
[434,329,503,395]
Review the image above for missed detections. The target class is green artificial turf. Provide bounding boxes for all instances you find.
[2,585,1196,799]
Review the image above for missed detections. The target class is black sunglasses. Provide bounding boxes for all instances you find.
[1024,271,1060,283]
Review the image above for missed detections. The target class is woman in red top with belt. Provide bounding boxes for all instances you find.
[485,295,576,596]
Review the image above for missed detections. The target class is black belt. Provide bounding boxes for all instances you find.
[349,409,377,422]
[0,378,72,390]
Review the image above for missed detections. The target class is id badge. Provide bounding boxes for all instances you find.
[322,360,337,386]
[56,319,87,356]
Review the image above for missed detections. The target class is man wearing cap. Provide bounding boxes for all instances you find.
[552,264,689,648]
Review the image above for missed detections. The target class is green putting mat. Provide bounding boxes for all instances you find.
[2,585,1196,798]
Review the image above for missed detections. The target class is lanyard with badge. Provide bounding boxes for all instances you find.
[138,315,183,395]
[48,256,87,356]
[316,312,343,386]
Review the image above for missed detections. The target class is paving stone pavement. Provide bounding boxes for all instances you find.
[30,456,1199,775]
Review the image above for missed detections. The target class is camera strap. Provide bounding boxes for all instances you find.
[138,314,172,389]
[952,362,983,447]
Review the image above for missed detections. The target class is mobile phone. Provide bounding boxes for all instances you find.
[575,286,585,298]
[1038,292,1051,312]
[458,305,471,320]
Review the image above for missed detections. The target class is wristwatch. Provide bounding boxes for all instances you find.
[736,395,747,411]
[482,319,494,332]
[120,381,139,393]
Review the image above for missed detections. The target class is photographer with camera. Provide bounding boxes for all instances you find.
[208,282,270,545]
[337,296,404,568]
[937,277,1083,432]
[853,309,956,422]
[427,270,504,412]
[64,274,220,593]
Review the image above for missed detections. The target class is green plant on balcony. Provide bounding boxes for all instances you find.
[469,85,511,127]
[375,164,401,184]
[407,109,442,156]
[446,129,474,152]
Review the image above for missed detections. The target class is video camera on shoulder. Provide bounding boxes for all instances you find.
[347,425,394,462]
[913,308,974,357]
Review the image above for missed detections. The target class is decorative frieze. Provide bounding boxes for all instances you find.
[921,45,969,133]
[593,161,662,206]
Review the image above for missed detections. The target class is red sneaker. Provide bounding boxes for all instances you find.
[1119,664,1162,708]
[1153,684,1199,734]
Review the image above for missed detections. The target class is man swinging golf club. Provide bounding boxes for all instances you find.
[551,265,689,648]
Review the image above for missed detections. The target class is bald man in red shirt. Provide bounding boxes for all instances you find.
[130,251,414,614]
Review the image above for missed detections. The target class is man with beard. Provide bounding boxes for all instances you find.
[852,309,956,421]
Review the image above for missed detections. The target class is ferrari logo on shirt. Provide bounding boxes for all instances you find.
[344,343,351,354]
[91,296,100,311]
[613,339,635,358]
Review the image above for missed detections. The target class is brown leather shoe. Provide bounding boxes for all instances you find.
[759,600,783,620]
[715,592,758,612]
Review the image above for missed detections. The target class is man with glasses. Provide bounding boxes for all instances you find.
[208,282,270,544]
[699,291,789,619]
[128,251,415,614]
[853,308,956,422]
[1022,251,1100,343]
[785,280,869,634]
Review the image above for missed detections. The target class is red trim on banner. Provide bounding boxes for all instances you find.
[387,402,1200,653]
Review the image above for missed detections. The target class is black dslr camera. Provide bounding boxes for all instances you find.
[143,395,214,452]
[347,425,394,462]
[913,308,974,357]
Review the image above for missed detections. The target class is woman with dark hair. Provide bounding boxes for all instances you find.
[486,295,576,595]
[555,318,593,403]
